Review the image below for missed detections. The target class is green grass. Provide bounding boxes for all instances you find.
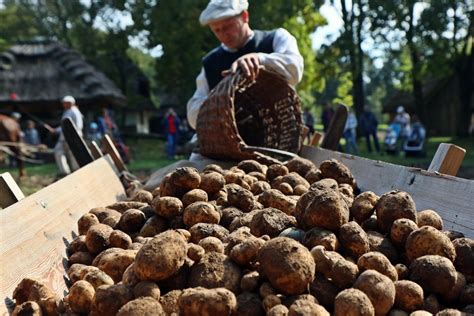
[1,135,472,196]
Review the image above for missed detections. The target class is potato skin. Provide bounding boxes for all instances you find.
[134,230,187,281]
[12,301,42,316]
[319,159,356,188]
[358,252,398,281]
[405,226,456,262]
[417,209,443,230]
[409,255,457,298]
[153,196,183,219]
[85,224,113,255]
[183,201,220,227]
[258,237,315,295]
[350,191,379,223]
[250,207,297,237]
[303,227,339,251]
[67,280,95,314]
[390,218,418,249]
[375,190,417,233]
[338,221,370,259]
[178,287,237,316]
[334,288,375,316]
[393,280,424,312]
[452,237,474,277]
[288,300,329,316]
[90,284,134,316]
[117,297,165,316]
[78,213,100,235]
[353,270,396,316]
[189,223,229,243]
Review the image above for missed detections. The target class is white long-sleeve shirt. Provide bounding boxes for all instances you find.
[55,105,84,141]
[187,28,304,129]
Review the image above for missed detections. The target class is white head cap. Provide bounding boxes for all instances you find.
[397,106,404,113]
[199,0,249,26]
[11,112,21,120]
[62,95,76,104]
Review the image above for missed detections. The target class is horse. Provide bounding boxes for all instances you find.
[0,114,25,177]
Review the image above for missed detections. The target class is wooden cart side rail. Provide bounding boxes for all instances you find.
[0,156,126,314]
[301,146,474,238]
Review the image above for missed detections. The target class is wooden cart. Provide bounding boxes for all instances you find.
[1,141,473,315]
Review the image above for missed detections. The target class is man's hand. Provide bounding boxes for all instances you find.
[43,123,55,134]
[221,53,260,81]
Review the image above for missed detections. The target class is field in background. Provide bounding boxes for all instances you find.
[1,135,473,197]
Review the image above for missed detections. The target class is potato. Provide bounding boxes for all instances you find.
[67,264,90,283]
[405,226,456,262]
[133,280,160,300]
[203,163,224,174]
[96,249,136,283]
[251,180,272,195]
[263,294,282,312]
[117,297,165,316]
[12,301,42,316]
[285,157,315,177]
[353,270,396,316]
[12,278,60,316]
[417,209,443,230]
[295,188,349,231]
[311,246,358,288]
[319,159,356,188]
[189,223,229,243]
[409,255,457,298]
[230,237,265,266]
[452,237,474,278]
[67,280,95,314]
[89,207,122,221]
[220,207,244,228]
[339,221,370,259]
[69,251,93,265]
[279,182,294,195]
[224,226,254,253]
[358,252,398,281]
[395,263,409,280]
[280,172,310,189]
[444,230,464,241]
[83,269,114,289]
[182,188,208,207]
[78,213,100,235]
[102,215,120,229]
[240,271,260,292]
[334,288,375,316]
[85,223,113,254]
[183,201,220,227]
[436,309,463,316]
[238,159,266,173]
[134,230,187,281]
[259,189,297,215]
[367,231,399,264]
[198,236,224,253]
[90,284,134,316]
[268,304,289,316]
[228,209,260,232]
[130,189,153,204]
[169,166,201,193]
[109,230,133,249]
[188,252,242,293]
[121,263,140,287]
[393,280,424,312]
[282,294,318,308]
[293,184,309,196]
[178,287,237,315]
[423,293,440,314]
[350,191,379,223]
[361,216,379,232]
[305,168,322,184]
[410,311,432,316]
[153,196,183,218]
[68,235,88,254]
[226,183,257,212]
[138,215,167,237]
[303,227,339,251]
[391,218,419,249]
[107,201,148,213]
[249,207,297,238]
[443,271,466,302]
[288,299,329,316]
[460,283,474,305]
[258,237,315,295]
[237,292,265,316]
[309,273,339,309]
[266,164,289,182]
[375,190,417,233]
[159,289,182,315]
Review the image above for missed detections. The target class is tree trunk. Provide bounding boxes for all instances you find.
[456,42,473,137]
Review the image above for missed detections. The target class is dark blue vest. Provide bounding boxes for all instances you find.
[203,30,276,90]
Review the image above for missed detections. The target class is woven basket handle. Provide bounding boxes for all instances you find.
[241,146,298,161]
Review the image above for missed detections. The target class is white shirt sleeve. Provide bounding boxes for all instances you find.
[187,68,209,130]
[257,28,304,86]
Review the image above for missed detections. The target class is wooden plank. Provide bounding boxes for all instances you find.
[428,143,466,176]
[89,141,103,160]
[61,117,94,167]
[0,172,25,208]
[321,104,348,150]
[0,156,125,314]
[310,132,323,147]
[102,134,127,172]
[301,146,474,238]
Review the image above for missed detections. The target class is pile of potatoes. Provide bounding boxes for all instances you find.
[12,157,474,316]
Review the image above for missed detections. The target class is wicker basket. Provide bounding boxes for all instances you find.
[196,68,303,164]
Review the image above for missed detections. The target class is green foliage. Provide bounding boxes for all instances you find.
[333,72,353,106]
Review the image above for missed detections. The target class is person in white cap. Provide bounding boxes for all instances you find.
[187,0,304,130]
[45,95,84,177]
[393,105,411,150]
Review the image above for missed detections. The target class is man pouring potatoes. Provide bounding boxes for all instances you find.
[186,0,304,131]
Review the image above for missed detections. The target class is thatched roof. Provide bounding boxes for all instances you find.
[0,40,126,111]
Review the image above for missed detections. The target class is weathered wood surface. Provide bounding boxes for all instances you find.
[428,143,466,176]
[0,157,125,314]
[0,172,24,209]
[301,146,474,238]
[102,134,127,172]
[61,117,94,168]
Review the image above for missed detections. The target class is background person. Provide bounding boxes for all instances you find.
[359,105,380,153]
[343,108,359,155]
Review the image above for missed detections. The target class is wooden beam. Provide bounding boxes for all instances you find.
[310,132,323,147]
[321,104,348,150]
[0,156,125,313]
[89,141,103,160]
[428,143,466,176]
[61,117,94,167]
[0,172,25,208]
[102,134,127,172]
[301,146,474,238]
